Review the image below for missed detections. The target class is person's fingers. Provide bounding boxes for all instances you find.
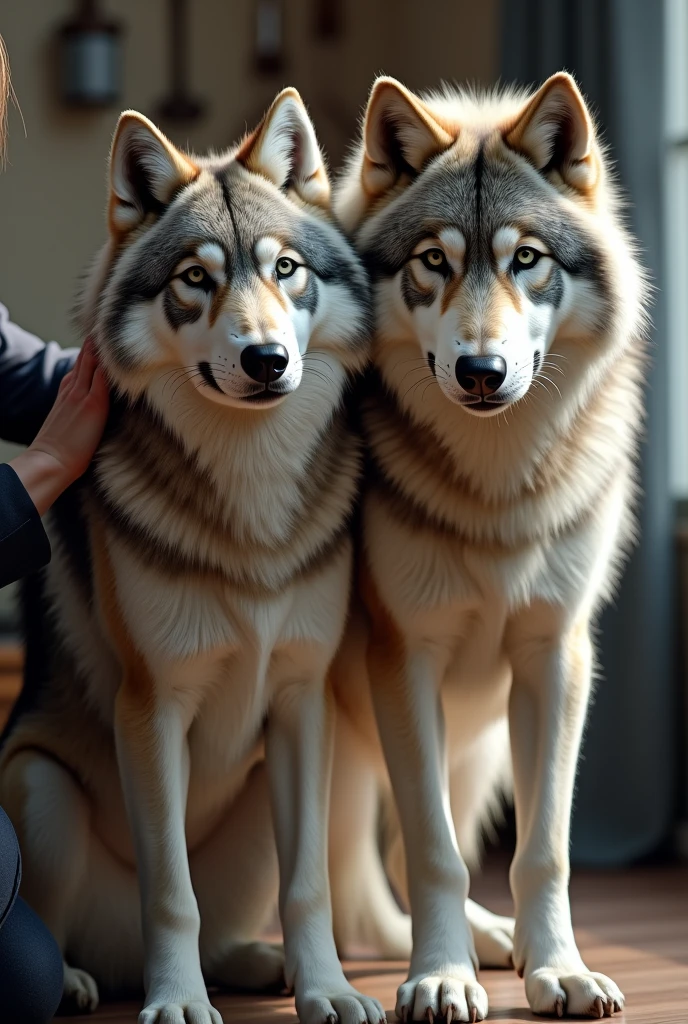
[74,338,97,390]
[88,365,110,410]
[81,336,100,366]
[57,368,75,394]
[71,340,88,376]
[57,359,85,400]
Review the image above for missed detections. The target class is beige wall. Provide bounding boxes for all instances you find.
[0,0,496,620]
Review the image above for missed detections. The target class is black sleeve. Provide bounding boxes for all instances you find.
[0,464,51,590]
[0,303,79,446]
[0,806,20,932]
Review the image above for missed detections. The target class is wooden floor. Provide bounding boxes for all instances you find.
[2,649,686,1024]
[52,860,688,1024]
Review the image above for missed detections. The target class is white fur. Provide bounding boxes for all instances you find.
[0,97,378,1024]
[246,89,330,206]
[110,112,197,231]
[330,73,644,1022]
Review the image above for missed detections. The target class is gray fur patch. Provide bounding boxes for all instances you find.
[291,273,318,314]
[528,266,564,308]
[358,140,612,333]
[401,265,435,310]
[163,290,204,330]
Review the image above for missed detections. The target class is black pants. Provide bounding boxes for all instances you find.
[0,806,63,1023]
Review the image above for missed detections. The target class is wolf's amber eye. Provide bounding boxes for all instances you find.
[419,249,448,273]
[181,266,210,288]
[276,257,298,279]
[513,246,541,270]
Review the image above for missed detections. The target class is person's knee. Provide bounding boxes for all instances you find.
[0,896,63,1023]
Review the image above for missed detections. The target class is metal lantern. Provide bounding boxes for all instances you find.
[255,0,284,74]
[158,0,204,123]
[314,0,343,40]
[59,0,122,107]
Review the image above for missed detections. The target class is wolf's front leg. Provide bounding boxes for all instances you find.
[507,609,624,1018]
[369,637,488,1022]
[266,680,386,1024]
[115,683,222,1024]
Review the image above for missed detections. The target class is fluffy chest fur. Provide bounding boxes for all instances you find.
[92,376,360,599]
[361,331,643,671]
[334,76,648,662]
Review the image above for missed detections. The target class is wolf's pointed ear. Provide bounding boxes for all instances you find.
[237,88,330,207]
[504,73,597,192]
[362,77,453,199]
[109,112,199,236]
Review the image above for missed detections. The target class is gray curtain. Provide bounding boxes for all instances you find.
[501,0,675,865]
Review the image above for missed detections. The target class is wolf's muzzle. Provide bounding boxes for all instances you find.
[455,355,507,398]
[241,343,289,384]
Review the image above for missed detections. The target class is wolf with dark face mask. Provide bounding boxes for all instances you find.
[0,89,381,1024]
[329,72,646,1022]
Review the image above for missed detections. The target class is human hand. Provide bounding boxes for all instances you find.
[10,337,109,515]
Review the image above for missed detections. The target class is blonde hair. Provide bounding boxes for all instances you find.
[0,35,9,162]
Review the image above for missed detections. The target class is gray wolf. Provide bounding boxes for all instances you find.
[329,72,646,1021]
[0,89,384,1024]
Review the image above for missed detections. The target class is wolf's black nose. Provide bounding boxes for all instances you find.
[455,355,507,396]
[241,343,289,384]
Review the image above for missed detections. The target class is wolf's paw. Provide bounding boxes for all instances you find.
[525,968,624,1018]
[209,940,285,992]
[139,998,223,1024]
[297,982,386,1024]
[396,971,488,1022]
[63,964,99,1013]
[466,901,515,969]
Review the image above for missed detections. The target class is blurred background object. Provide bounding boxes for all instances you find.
[0,0,685,870]
[59,0,123,107]
[157,0,204,122]
[254,0,285,74]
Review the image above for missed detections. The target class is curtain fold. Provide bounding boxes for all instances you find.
[501,0,675,865]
